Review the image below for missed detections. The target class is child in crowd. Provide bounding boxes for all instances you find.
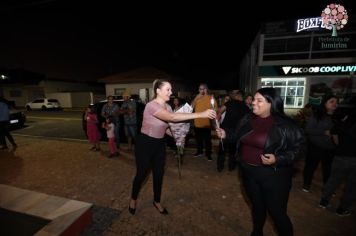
[85,105,101,151]
[102,116,119,158]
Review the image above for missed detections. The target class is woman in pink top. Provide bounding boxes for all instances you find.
[129,79,216,215]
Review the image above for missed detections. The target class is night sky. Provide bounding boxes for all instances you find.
[0,1,353,89]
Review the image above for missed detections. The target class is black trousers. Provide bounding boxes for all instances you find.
[322,156,356,210]
[194,127,212,157]
[303,142,334,187]
[0,121,16,147]
[131,133,166,203]
[240,163,293,236]
[217,140,236,170]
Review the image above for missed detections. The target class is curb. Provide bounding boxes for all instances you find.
[62,108,86,112]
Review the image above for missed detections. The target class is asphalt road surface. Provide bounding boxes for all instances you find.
[12,110,87,141]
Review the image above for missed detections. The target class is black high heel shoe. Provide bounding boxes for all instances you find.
[128,206,136,215]
[128,201,136,215]
[153,202,168,215]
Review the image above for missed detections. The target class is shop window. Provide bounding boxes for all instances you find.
[297,97,304,107]
[263,54,309,61]
[287,87,296,95]
[309,77,356,107]
[273,81,286,86]
[296,81,305,86]
[297,87,304,96]
[261,78,306,108]
[114,88,125,96]
[261,81,273,87]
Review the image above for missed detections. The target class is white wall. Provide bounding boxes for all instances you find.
[46,93,72,107]
[105,83,152,95]
[106,83,153,103]
[71,92,92,107]
[105,81,191,103]
[46,92,95,108]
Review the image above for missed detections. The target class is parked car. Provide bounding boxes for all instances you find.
[25,98,61,110]
[9,108,26,129]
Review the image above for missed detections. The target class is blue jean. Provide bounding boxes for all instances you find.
[124,124,137,139]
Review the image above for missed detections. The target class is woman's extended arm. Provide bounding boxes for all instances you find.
[154,108,216,122]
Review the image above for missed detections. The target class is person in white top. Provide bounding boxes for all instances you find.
[102,116,119,158]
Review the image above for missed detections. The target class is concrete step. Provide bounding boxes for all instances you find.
[0,184,92,236]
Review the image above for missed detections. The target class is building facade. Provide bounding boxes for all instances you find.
[239,13,356,113]
[98,67,191,103]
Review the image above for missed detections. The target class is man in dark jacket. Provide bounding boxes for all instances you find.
[217,90,250,172]
[0,96,17,150]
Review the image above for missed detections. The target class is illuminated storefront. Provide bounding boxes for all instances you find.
[239,13,356,111]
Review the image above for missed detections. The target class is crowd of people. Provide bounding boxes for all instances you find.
[78,80,349,236]
[2,79,355,236]
[79,80,355,235]
[83,93,143,158]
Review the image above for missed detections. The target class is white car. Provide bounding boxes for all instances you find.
[26,98,61,110]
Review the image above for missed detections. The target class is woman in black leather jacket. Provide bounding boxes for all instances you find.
[217,87,304,236]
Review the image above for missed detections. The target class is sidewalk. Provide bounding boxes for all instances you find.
[0,135,355,235]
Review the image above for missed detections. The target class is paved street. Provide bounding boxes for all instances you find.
[0,135,355,236]
[12,110,87,140]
